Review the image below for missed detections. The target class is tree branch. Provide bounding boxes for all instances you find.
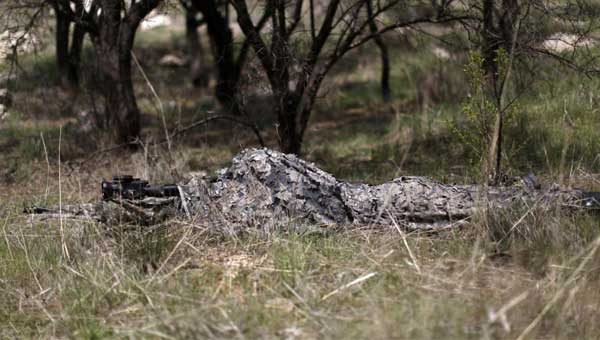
[231,0,277,84]
[170,115,266,147]
[126,0,162,28]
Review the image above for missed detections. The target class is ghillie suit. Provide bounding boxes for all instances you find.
[26,148,598,231]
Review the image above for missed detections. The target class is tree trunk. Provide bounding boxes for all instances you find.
[272,88,304,155]
[85,0,162,144]
[482,0,501,183]
[278,114,302,155]
[377,40,391,102]
[366,0,391,102]
[92,22,141,144]
[101,49,140,144]
[53,0,73,90]
[482,0,499,84]
[185,7,208,87]
[277,67,325,155]
[192,0,239,112]
[66,4,86,89]
[52,0,84,91]
[483,0,520,184]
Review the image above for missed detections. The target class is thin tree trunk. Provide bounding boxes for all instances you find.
[485,0,520,184]
[482,0,500,182]
[366,0,391,102]
[185,7,208,87]
[482,0,498,84]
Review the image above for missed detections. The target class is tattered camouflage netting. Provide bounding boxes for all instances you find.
[29,148,587,231]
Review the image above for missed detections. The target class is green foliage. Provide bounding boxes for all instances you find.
[451,50,521,179]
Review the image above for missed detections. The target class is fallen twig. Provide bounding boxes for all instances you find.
[388,211,421,273]
[321,272,377,301]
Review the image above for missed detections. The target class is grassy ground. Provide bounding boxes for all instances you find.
[3,22,600,339]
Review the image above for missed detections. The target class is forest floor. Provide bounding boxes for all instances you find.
[3,20,600,339]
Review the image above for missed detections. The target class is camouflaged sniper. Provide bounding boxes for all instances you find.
[25,148,600,230]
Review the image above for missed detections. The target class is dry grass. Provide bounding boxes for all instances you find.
[2,159,600,338]
[3,19,600,339]
[3,172,600,338]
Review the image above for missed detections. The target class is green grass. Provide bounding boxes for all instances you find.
[3,210,600,338]
[3,16,600,339]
